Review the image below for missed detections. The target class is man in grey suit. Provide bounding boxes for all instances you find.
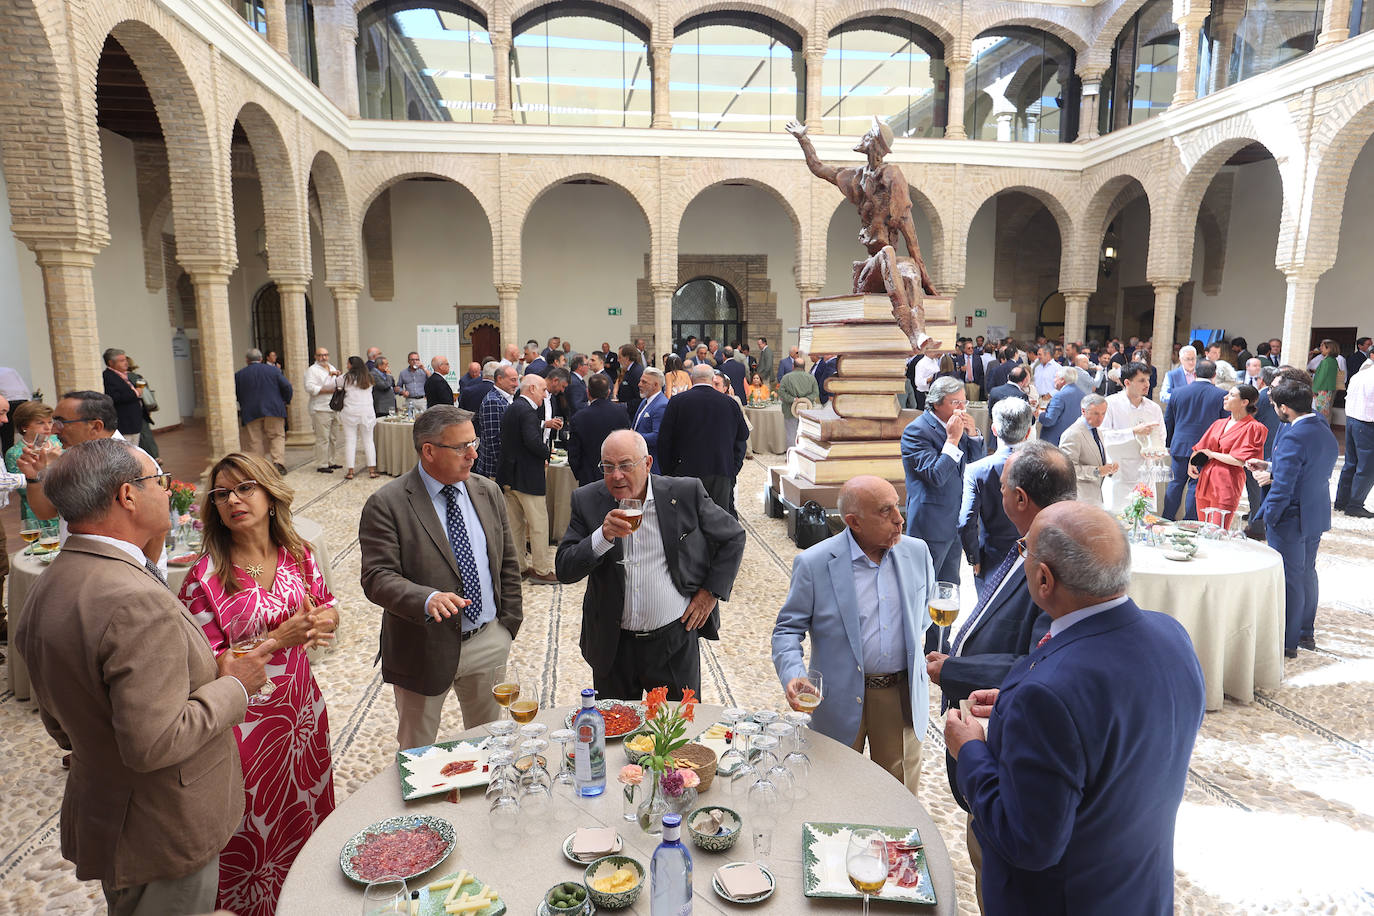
[756,337,774,382]
[556,429,745,700]
[1058,394,1119,506]
[772,475,935,794]
[360,405,524,750]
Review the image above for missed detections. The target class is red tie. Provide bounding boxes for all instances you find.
[1037,631,1053,648]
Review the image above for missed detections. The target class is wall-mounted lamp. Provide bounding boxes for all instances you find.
[1100,222,1119,277]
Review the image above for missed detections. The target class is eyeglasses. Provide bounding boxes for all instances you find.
[51,416,93,428]
[208,480,261,504]
[130,473,173,491]
[1015,537,1030,559]
[431,438,480,453]
[598,457,647,476]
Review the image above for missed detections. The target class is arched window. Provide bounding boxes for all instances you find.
[1198,0,1324,96]
[672,278,741,349]
[284,0,319,85]
[823,17,947,138]
[671,13,803,132]
[356,1,495,122]
[966,28,1078,143]
[511,3,650,127]
[238,1,268,35]
[251,283,317,369]
[1100,0,1178,134]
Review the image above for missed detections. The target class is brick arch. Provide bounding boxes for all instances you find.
[230,101,306,275]
[1083,0,1158,74]
[667,170,806,286]
[819,3,957,52]
[354,0,494,20]
[1066,170,1153,289]
[308,149,357,285]
[1294,73,1374,275]
[968,10,1093,55]
[142,191,175,290]
[509,0,653,35]
[947,170,1078,288]
[668,1,809,43]
[508,168,655,259]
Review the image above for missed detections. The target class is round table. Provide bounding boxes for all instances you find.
[967,402,990,443]
[6,516,332,701]
[376,418,418,477]
[745,403,787,454]
[278,704,958,914]
[1127,537,1284,711]
[546,462,576,541]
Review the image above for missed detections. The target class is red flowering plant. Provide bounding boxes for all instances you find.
[168,479,198,517]
[1121,483,1154,526]
[641,686,698,779]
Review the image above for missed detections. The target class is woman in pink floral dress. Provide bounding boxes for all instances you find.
[178,452,338,916]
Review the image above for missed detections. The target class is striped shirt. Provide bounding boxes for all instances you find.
[591,478,689,631]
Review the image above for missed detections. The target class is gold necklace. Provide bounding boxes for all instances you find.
[245,562,265,578]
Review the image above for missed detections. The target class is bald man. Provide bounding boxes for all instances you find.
[772,476,935,794]
[945,502,1205,915]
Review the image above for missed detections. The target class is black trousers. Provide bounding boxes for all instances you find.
[699,474,737,518]
[594,620,701,701]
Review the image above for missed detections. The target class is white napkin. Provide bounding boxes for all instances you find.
[571,827,617,857]
[717,863,771,898]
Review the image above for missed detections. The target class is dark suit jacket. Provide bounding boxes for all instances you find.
[601,351,621,385]
[234,361,293,424]
[425,372,455,409]
[986,359,1015,392]
[776,356,794,384]
[900,409,985,545]
[657,384,750,479]
[1350,348,1369,378]
[1164,380,1226,456]
[813,357,838,405]
[458,377,494,413]
[985,383,1029,451]
[1263,413,1339,538]
[555,477,745,673]
[618,360,643,420]
[1255,389,1280,460]
[497,395,550,495]
[568,398,630,486]
[523,357,548,378]
[958,446,1018,573]
[957,600,1205,916]
[103,367,145,435]
[360,468,523,696]
[566,373,589,415]
[1038,383,1085,445]
[719,358,747,405]
[955,352,986,397]
[630,392,668,470]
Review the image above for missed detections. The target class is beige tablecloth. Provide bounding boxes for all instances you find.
[278,704,957,914]
[967,402,990,442]
[376,419,418,477]
[746,403,787,454]
[1127,538,1284,711]
[546,462,576,541]
[7,516,332,701]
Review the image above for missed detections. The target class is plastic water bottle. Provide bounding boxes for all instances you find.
[650,813,693,915]
[572,688,606,796]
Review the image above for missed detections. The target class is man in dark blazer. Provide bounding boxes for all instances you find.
[957,399,1032,590]
[498,374,557,583]
[600,343,621,387]
[425,356,456,409]
[523,353,549,378]
[616,345,643,420]
[1163,358,1227,520]
[629,367,668,470]
[101,348,146,438]
[360,405,523,749]
[776,346,798,384]
[719,348,747,404]
[901,376,986,652]
[235,347,294,473]
[568,373,630,486]
[565,354,591,415]
[657,365,751,516]
[1243,367,1282,537]
[812,354,838,405]
[1037,369,1086,445]
[954,339,985,399]
[984,366,1031,453]
[1260,381,1339,654]
[556,429,745,700]
[946,502,1205,916]
[458,363,495,413]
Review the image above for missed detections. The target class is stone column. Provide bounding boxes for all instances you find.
[1061,290,1093,345]
[275,277,313,444]
[328,282,362,364]
[265,0,290,58]
[33,246,103,393]
[651,41,673,128]
[944,57,968,140]
[496,282,520,354]
[1077,71,1103,141]
[651,282,675,363]
[1318,0,1352,46]
[1172,13,1207,106]
[804,48,826,132]
[338,24,360,118]
[1280,273,1320,372]
[797,285,822,331]
[491,29,513,124]
[185,266,242,461]
[1148,280,1183,364]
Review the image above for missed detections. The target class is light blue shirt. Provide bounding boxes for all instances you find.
[1048,594,1129,638]
[417,464,495,632]
[848,529,907,674]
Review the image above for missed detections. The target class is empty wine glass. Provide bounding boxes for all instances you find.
[517,739,553,833]
[717,707,748,775]
[361,878,408,916]
[485,719,516,741]
[753,709,780,729]
[488,784,521,850]
[782,712,813,799]
[548,728,577,822]
[519,722,548,743]
[762,723,796,809]
[485,751,519,805]
[746,735,785,868]
[728,721,762,799]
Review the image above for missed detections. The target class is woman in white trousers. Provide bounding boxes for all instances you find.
[339,356,378,479]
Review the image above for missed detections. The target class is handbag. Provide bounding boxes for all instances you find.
[329,386,346,411]
[140,385,159,413]
[1189,451,1209,471]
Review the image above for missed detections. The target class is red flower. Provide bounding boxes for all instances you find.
[679,688,697,722]
[645,686,669,721]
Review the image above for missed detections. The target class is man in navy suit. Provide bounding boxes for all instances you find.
[1258,381,1339,655]
[946,501,1206,916]
[958,399,1033,590]
[1163,359,1226,520]
[658,365,750,516]
[954,339,985,400]
[1242,366,1281,537]
[776,346,799,384]
[629,367,668,471]
[564,354,590,416]
[616,345,643,420]
[985,366,1032,452]
[567,374,629,487]
[901,376,986,652]
[458,362,495,413]
[1037,369,1085,445]
[718,348,747,405]
[984,346,1015,393]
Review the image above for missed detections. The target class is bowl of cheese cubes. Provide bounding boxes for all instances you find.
[583,855,644,909]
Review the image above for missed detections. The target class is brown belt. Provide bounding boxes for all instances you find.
[864,671,907,690]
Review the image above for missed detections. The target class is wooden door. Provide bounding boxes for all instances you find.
[471,324,500,364]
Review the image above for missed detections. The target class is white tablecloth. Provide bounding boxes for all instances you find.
[1127,538,1284,711]
[375,419,418,477]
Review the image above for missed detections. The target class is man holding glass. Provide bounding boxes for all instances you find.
[771,475,934,794]
[556,429,744,701]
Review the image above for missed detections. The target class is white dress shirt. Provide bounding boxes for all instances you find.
[1345,362,1374,424]
[1099,392,1165,511]
[305,362,341,412]
[1033,360,1061,398]
[847,529,907,674]
[590,478,690,631]
[417,464,495,631]
[913,355,940,393]
[632,391,662,432]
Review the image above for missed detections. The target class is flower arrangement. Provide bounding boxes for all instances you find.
[169,479,197,515]
[1121,483,1154,525]
[634,687,701,832]
[640,686,697,774]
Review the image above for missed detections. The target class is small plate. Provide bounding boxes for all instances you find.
[339,814,456,883]
[562,830,624,864]
[397,736,492,800]
[711,862,775,904]
[415,869,506,916]
[1164,551,1193,562]
[563,701,647,740]
[538,900,596,916]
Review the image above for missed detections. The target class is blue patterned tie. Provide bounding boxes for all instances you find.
[950,549,1020,656]
[440,484,483,626]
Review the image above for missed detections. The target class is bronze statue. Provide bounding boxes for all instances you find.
[787,117,942,351]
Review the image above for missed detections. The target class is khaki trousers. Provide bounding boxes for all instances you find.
[242,416,286,465]
[393,622,512,750]
[849,683,924,795]
[310,410,340,468]
[504,487,552,576]
[102,854,218,916]
[966,812,987,913]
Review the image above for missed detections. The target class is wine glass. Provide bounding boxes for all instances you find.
[846,828,889,915]
[794,669,823,716]
[929,581,959,637]
[485,718,516,741]
[488,774,521,851]
[361,878,408,916]
[616,498,643,566]
[225,614,275,704]
[485,751,519,804]
[746,735,785,868]
[782,711,813,799]
[728,721,762,799]
[517,739,553,833]
[492,671,521,721]
[548,728,577,822]
[18,525,40,554]
[762,724,796,809]
[717,707,748,775]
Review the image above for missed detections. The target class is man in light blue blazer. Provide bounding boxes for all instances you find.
[772,475,935,794]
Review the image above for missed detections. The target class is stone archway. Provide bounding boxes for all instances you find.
[635,254,780,353]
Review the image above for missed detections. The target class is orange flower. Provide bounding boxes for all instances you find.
[645,686,669,721]
[679,688,697,722]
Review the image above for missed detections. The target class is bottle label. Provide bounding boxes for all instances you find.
[575,731,592,782]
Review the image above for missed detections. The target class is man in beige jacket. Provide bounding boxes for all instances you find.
[1057,393,1119,506]
[15,438,273,916]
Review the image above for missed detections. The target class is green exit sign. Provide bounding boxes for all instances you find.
[607,307,622,316]
[974,309,988,317]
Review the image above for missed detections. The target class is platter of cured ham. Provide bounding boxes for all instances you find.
[340,815,457,883]
[397,736,491,800]
[801,821,936,905]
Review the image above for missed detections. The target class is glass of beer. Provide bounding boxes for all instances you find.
[19,526,40,554]
[929,581,960,628]
[616,498,643,567]
[492,672,521,721]
[846,827,889,914]
[509,697,539,724]
[794,668,823,714]
[226,614,275,704]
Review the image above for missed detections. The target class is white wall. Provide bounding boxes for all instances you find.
[951,201,1014,338]
[520,183,649,350]
[821,202,934,300]
[1315,135,1374,334]
[0,159,50,398]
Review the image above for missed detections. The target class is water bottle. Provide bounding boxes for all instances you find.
[650,813,693,915]
[572,688,606,796]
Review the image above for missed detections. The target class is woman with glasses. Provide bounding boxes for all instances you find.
[339,355,379,479]
[177,453,337,916]
[3,401,61,526]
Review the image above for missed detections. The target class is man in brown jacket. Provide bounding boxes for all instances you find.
[15,438,273,916]
[360,405,524,750]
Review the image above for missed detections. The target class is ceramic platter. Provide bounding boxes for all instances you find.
[397,736,491,801]
[338,814,456,884]
[801,821,936,906]
[563,700,647,741]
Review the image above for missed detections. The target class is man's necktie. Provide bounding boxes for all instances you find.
[1037,631,1053,648]
[440,484,484,626]
[950,549,1020,656]
[144,559,167,588]
[1090,426,1106,465]
[634,400,648,430]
